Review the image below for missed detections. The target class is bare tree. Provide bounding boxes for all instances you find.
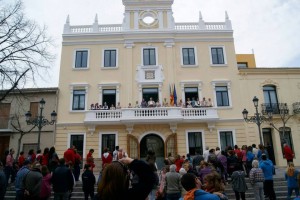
[10,113,36,160]
[0,0,54,102]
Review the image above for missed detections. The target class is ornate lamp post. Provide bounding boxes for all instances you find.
[242,96,271,145]
[25,98,57,151]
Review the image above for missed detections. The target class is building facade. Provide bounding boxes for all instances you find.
[0,88,58,159]
[56,0,300,167]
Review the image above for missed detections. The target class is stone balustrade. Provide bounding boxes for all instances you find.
[65,22,230,34]
[84,107,218,124]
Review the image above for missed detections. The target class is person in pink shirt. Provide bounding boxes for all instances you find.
[4,148,15,185]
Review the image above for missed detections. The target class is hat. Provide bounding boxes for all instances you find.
[32,162,41,169]
[23,160,30,166]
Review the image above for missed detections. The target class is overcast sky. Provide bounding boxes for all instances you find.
[15,0,300,87]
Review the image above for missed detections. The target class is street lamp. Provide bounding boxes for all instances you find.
[242,96,272,145]
[25,98,57,151]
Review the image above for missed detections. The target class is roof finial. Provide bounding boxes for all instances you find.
[225,11,229,20]
[199,11,203,20]
[66,15,70,24]
[94,14,98,23]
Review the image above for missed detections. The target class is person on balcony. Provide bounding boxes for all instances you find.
[141,98,147,108]
[103,102,108,110]
[148,97,155,107]
[128,103,132,108]
[156,99,161,107]
[134,100,140,108]
[116,102,122,109]
[186,98,192,108]
[207,98,213,107]
[110,104,116,110]
[200,97,208,107]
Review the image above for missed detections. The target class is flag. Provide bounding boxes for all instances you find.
[170,84,174,106]
[173,84,177,106]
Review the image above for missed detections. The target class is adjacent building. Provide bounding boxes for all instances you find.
[0,88,58,159]
[55,0,300,167]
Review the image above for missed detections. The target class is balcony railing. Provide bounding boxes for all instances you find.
[293,102,300,114]
[84,107,218,124]
[261,103,289,115]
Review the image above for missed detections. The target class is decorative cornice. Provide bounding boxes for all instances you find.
[260,79,279,89]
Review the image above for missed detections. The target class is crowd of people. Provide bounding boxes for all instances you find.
[0,142,298,200]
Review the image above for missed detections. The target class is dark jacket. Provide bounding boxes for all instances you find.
[82,169,96,192]
[23,168,43,199]
[52,164,74,193]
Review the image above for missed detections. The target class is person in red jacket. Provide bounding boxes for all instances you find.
[64,146,76,166]
[86,149,95,171]
[283,143,294,164]
[101,148,112,168]
[18,151,25,168]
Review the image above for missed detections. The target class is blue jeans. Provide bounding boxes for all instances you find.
[166,192,181,200]
[288,187,299,199]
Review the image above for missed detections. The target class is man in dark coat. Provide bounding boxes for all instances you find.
[23,162,43,199]
[52,158,74,199]
[82,164,96,200]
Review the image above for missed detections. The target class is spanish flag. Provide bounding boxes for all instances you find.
[170,84,174,106]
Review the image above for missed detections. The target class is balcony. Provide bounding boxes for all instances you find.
[84,107,219,125]
[293,102,300,114]
[261,103,289,115]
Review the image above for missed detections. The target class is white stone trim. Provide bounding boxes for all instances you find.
[217,129,236,150]
[209,45,227,66]
[211,80,232,108]
[180,81,203,104]
[98,83,120,106]
[185,129,206,155]
[138,83,162,104]
[101,48,119,69]
[98,131,118,157]
[69,83,89,112]
[180,46,199,67]
[67,132,87,158]
[73,49,90,69]
[141,46,158,66]
[138,131,166,142]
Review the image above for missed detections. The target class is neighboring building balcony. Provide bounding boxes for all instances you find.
[261,103,290,115]
[84,107,219,125]
[0,116,13,132]
[293,102,300,114]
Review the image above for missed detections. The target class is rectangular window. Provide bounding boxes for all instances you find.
[102,89,116,109]
[101,134,116,155]
[72,90,85,110]
[219,131,233,151]
[216,86,229,106]
[182,48,195,65]
[237,62,248,68]
[75,50,88,68]
[188,132,203,156]
[142,88,158,102]
[0,103,11,129]
[263,86,279,114]
[143,48,156,66]
[104,50,116,67]
[211,47,224,64]
[70,135,84,158]
[30,102,39,119]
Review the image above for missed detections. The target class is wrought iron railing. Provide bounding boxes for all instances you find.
[293,102,300,114]
[261,103,289,115]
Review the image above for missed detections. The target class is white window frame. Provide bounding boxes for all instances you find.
[67,132,86,158]
[69,83,89,112]
[98,83,120,107]
[73,49,90,69]
[141,47,158,66]
[180,46,198,67]
[209,46,227,66]
[180,81,203,105]
[102,48,119,69]
[211,80,232,108]
[217,129,236,150]
[99,131,118,157]
[138,83,162,105]
[185,129,206,155]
